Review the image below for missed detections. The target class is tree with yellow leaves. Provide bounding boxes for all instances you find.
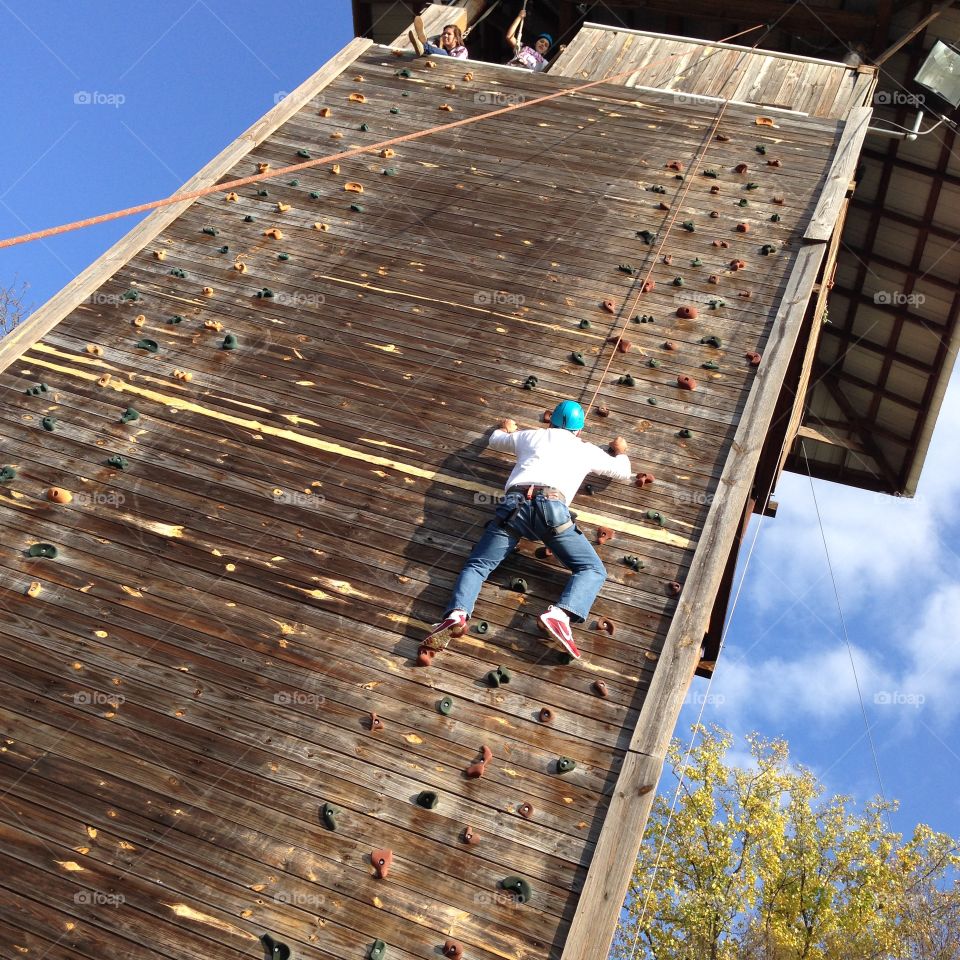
[613,726,960,960]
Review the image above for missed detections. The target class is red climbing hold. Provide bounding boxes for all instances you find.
[416,646,437,667]
[596,405,610,418]
[746,351,762,366]
[542,409,552,424]
[767,158,783,167]
[538,707,553,723]
[443,940,465,959]
[371,849,393,879]
[595,617,615,636]
[734,163,749,174]
[713,239,730,248]
[593,679,609,698]
[709,210,720,219]
[369,712,384,733]
[730,259,747,271]
[736,222,750,233]
[663,340,677,350]
[708,275,720,284]
[709,185,721,195]
[677,306,698,320]
[607,335,631,353]
[662,254,672,265]
[773,196,786,205]
[462,825,480,845]
[739,291,753,299]
[641,279,655,293]
[635,472,655,488]
[665,160,684,172]
[518,802,534,819]
[597,527,614,545]
[667,581,682,596]
[481,744,493,764]
[658,201,670,211]
[601,299,616,314]
[677,375,697,391]
[465,761,486,779]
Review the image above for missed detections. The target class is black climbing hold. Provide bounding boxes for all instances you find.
[201,227,218,236]
[218,245,229,253]
[738,198,749,207]
[618,264,636,274]
[277,253,290,261]
[320,802,338,830]
[501,876,533,904]
[681,221,695,232]
[256,189,269,197]
[359,122,370,131]
[287,179,299,186]
[690,257,703,267]
[523,375,538,390]
[770,213,782,222]
[369,941,387,960]
[120,289,142,301]
[167,315,185,325]
[0,466,16,483]
[646,510,665,526]
[702,360,720,370]
[701,335,722,348]
[704,170,719,178]
[24,382,48,396]
[745,182,759,190]
[438,696,454,716]
[120,408,139,424]
[511,577,528,593]
[396,68,412,78]
[675,173,684,180]
[761,244,777,255]
[310,191,322,199]
[672,276,684,286]
[624,555,644,571]
[244,215,255,222]
[260,933,291,960]
[106,455,129,470]
[222,334,238,350]
[486,665,511,687]
[645,185,666,194]
[756,144,767,154]
[135,338,158,353]
[41,417,56,432]
[636,314,655,323]
[382,167,398,176]
[256,288,275,298]
[578,319,591,329]
[647,397,658,405]
[27,543,58,559]
[350,203,364,213]
[168,268,186,278]
[618,373,636,387]
[570,352,585,366]
[636,229,656,244]
[647,358,660,368]
[557,757,577,774]
[416,791,439,809]
[474,621,489,635]
[678,428,693,439]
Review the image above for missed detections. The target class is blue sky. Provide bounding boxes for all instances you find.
[3,0,957,851]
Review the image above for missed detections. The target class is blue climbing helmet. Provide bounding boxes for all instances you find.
[550,400,585,431]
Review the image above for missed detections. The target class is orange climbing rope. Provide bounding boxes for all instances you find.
[0,24,763,251]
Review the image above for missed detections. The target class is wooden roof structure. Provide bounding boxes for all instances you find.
[0,16,876,960]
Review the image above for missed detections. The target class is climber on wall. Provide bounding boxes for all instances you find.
[423,400,633,659]
[409,16,469,59]
[505,6,563,72]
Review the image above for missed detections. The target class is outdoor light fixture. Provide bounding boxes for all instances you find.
[914,40,960,109]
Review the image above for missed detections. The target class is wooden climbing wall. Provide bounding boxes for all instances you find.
[0,39,856,960]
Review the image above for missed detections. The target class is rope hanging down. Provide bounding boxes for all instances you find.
[0,24,762,250]
[463,0,503,39]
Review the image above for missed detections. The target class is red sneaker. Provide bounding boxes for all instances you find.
[538,606,581,659]
[423,610,467,651]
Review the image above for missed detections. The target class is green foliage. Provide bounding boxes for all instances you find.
[614,726,960,960]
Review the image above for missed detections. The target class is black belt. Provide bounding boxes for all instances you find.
[506,484,566,503]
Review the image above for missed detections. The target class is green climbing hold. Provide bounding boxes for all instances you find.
[702,360,720,370]
[256,189,269,197]
[501,876,533,904]
[320,802,338,830]
[645,185,666,194]
[618,264,636,275]
[474,621,489,634]
[135,338,158,353]
[201,227,218,236]
[523,375,538,390]
[416,791,439,809]
[618,373,636,387]
[756,144,767,154]
[701,335,722,348]
[709,299,725,310]
[288,179,299,186]
[770,213,782,222]
[675,173,685,180]
[646,510,665,526]
[556,757,577,774]
[678,428,692,439]
[761,244,777,255]
[260,934,291,960]
[222,334,238,350]
[745,182,759,190]
[578,319,591,329]
[672,276,684,287]
[681,221,695,232]
[438,696,454,716]
[0,466,15,483]
[636,229,656,244]
[120,289,142,301]
[277,253,290,261]
[738,198,749,207]
[256,288,275,299]
[310,191,322,199]
[297,149,311,158]
[647,358,660,368]
[691,257,703,267]
[167,315,185,325]
[396,68,412,78]
[107,455,129,470]
[486,665,511,687]
[244,215,255,222]
[359,122,370,131]
[120,408,140,424]
[570,352,585,366]
[704,170,719,179]
[511,577,528,593]
[390,107,400,114]
[27,543,58,559]
[624,555,644,571]
[647,397,658,405]
[41,417,56,431]
[369,941,387,960]
[634,314,655,324]
[25,383,48,396]
[350,203,364,213]
[217,245,229,253]
[168,268,186,278]
[382,167,399,176]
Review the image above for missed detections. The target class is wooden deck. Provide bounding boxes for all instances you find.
[1,42,849,960]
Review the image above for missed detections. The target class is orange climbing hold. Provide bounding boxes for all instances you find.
[380,148,395,159]
[416,645,437,667]
[369,712,384,733]
[263,228,283,240]
[257,162,270,173]
[730,259,747,271]
[601,299,616,314]
[202,287,214,296]
[443,941,464,960]
[344,183,364,194]
[597,527,614,545]
[234,262,248,273]
[677,375,697,391]
[46,488,73,504]
[348,92,367,103]
[371,849,393,879]
[677,306,698,319]
[746,351,762,366]
[319,107,332,117]
[641,279,655,293]
[736,222,750,233]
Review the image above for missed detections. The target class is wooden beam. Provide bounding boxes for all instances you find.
[0,38,374,376]
[389,1,486,50]
[874,0,957,67]
[560,241,828,960]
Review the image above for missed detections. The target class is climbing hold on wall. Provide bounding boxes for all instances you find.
[538,707,553,723]
[593,679,609,697]
[601,299,616,314]
[578,319,591,330]
[701,335,722,348]
[510,577,527,593]
[745,182,759,191]
[256,190,269,198]
[369,940,387,960]
[648,358,661,368]
[277,253,291,262]
[97,374,111,387]
[677,375,697,391]
[676,306,698,319]
[595,617,615,635]
[710,211,720,219]
[502,876,533,903]
[647,397,658,405]
[244,215,255,223]
[767,158,783,167]
[713,239,730,248]
[773,196,786,205]
[617,373,636,387]
[734,163,749,175]
[570,352,585,366]
[691,257,703,267]
[462,825,479,845]
[260,933,291,960]
[416,646,437,668]
[154,249,167,260]
[443,941,464,959]
[636,229,656,244]
[522,375,538,391]
[485,665,511,687]
[557,757,577,774]
[517,803,534,820]
[201,287,215,297]
[770,213,782,223]
[709,185,721,196]
[438,696,454,716]
[0,466,16,483]
[666,160,684,172]
[416,791,439,809]
[201,226,219,237]
[595,405,610,417]
[667,581,682,596]
[345,182,364,194]
[263,228,283,240]
[121,289,142,301]
[382,167,399,176]
[27,543,58,559]
[761,244,777,255]
[371,849,393,879]
[704,170,719,179]
[678,428,693,439]
[167,314,185,324]
[646,510,665,527]
[106,455,129,470]
[46,487,73,504]
[350,203,364,213]
[608,336,632,353]
[349,92,367,103]
[369,712,384,733]
[645,185,666,194]
[708,274,720,284]
[120,408,140,424]
[755,144,767,154]
[135,338,158,353]
[738,198,749,208]
[473,621,489,635]
[635,472,655,488]
[702,360,720,370]
[681,221,695,232]
[736,223,750,233]
[730,259,747,271]
[222,334,238,350]
[746,351,762,366]
[168,268,187,279]
[25,383,48,396]
[320,802,339,831]
[618,263,636,275]
[597,526,614,545]
[624,555,644,572]
[464,760,486,779]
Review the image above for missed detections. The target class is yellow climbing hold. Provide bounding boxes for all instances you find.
[319,107,332,117]
[202,287,214,296]
[234,262,248,273]
[348,92,367,103]
[204,319,224,332]
[132,314,146,327]
[26,581,42,597]
[439,103,453,111]
[330,164,341,175]
[425,60,437,69]
[344,182,364,194]
[263,228,283,240]
[353,74,364,82]
[330,131,343,139]
[226,192,239,202]
[97,374,111,388]
[314,223,329,231]
[257,161,270,173]
[445,83,456,91]
[380,148,395,159]
[463,72,474,81]
[277,202,291,213]
[153,249,166,261]
[85,344,103,356]
[173,369,193,382]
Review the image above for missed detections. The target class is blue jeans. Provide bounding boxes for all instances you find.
[446,491,607,623]
[424,42,456,56]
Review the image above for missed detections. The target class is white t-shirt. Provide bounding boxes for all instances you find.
[488,427,633,505]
